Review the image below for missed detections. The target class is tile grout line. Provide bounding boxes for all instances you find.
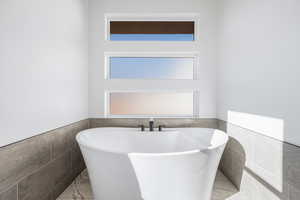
[16,183,18,200]
[15,149,73,200]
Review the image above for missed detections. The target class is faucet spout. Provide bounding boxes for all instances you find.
[149,118,154,132]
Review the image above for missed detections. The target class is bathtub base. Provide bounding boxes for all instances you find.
[81,147,142,200]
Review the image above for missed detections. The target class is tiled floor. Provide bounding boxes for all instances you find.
[57,169,238,200]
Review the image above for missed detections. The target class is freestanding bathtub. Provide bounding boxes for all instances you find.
[76,128,228,200]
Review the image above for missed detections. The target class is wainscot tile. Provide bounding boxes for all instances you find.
[0,185,17,200]
[48,126,73,159]
[18,151,71,200]
[90,118,218,129]
[71,144,86,177]
[0,135,51,193]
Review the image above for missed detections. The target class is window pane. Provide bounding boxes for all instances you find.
[110,34,194,41]
[109,57,194,79]
[109,21,194,41]
[109,92,193,116]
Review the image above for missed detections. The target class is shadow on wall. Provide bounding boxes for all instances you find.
[219,111,300,200]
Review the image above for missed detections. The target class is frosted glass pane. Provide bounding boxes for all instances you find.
[110,34,194,41]
[109,92,193,116]
[109,57,194,79]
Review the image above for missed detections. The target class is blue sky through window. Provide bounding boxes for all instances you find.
[110,34,194,41]
[109,57,194,79]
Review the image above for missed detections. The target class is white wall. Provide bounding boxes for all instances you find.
[3,0,298,147]
[0,0,89,147]
[217,0,300,145]
[88,0,219,118]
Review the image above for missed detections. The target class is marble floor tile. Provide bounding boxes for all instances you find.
[57,169,238,200]
[57,170,93,200]
[213,171,239,200]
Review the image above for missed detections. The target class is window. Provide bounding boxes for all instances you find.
[107,55,196,79]
[107,92,194,117]
[104,14,200,117]
[109,21,194,41]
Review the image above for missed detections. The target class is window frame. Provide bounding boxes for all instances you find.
[105,13,199,42]
[104,90,200,118]
[104,51,200,80]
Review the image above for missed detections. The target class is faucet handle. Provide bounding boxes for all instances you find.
[139,125,145,132]
[158,125,165,132]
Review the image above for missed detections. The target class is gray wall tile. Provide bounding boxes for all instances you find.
[48,127,73,159]
[283,143,300,169]
[217,119,227,132]
[289,184,300,200]
[0,135,51,193]
[0,119,89,199]
[52,173,75,200]
[283,143,300,193]
[90,118,218,129]
[0,185,17,200]
[156,118,218,128]
[287,165,300,191]
[39,193,53,200]
[46,120,89,157]
[18,151,71,200]
[70,120,90,148]
[52,152,72,186]
[90,118,144,128]
[18,161,54,200]
[71,145,86,177]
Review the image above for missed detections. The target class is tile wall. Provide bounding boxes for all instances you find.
[0,120,89,200]
[218,120,300,200]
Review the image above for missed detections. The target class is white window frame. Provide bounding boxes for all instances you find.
[104,13,200,42]
[104,90,200,118]
[104,13,201,118]
[104,51,200,80]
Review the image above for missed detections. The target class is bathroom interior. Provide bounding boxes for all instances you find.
[0,0,300,200]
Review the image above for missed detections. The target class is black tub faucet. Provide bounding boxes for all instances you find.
[149,118,154,132]
[158,125,165,132]
[139,125,145,132]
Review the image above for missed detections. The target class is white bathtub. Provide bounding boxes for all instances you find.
[76,128,228,200]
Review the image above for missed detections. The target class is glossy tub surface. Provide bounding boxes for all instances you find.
[76,128,228,200]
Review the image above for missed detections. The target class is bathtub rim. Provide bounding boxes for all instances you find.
[76,127,228,156]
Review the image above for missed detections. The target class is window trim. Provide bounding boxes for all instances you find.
[104,90,200,118]
[104,51,200,80]
[104,13,199,42]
